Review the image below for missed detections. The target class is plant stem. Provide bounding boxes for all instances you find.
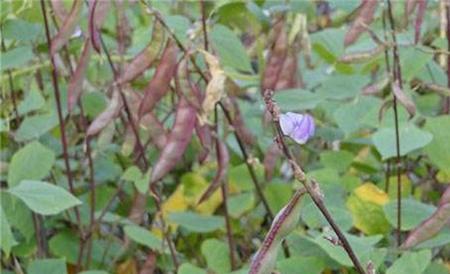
[214,105,237,269]
[141,0,290,256]
[80,105,96,269]
[99,34,179,270]
[218,103,274,219]
[200,0,209,51]
[386,0,404,247]
[40,1,84,270]
[218,102,291,258]
[263,90,365,274]
[445,4,450,114]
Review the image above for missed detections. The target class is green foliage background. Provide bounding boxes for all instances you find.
[1,0,449,274]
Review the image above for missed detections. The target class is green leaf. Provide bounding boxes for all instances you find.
[178,263,207,274]
[210,24,253,73]
[311,28,345,63]
[315,233,382,267]
[17,88,45,115]
[320,150,354,173]
[79,271,110,274]
[416,227,450,249]
[386,250,431,274]
[165,15,191,45]
[124,225,162,251]
[81,92,107,119]
[333,96,381,134]
[0,204,17,256]
[277,256,325,274]
[423,116,450,172]
[372,124,433,159]
[228,192,254,218]
[264,182,293,213]
[0,192,35,241]
[168,211,225,233]
[424,262,450,274]
[27,259,67,274]
[2,19,43,41]
[201,239,231,274]
[8,141,55,187]
[400,47,433,81]
[274,88,324,111]
[1,46,34,71]
[383,199,436,231]
[316,74,368,100]
[15,112,59,142]
[8,180,82,215]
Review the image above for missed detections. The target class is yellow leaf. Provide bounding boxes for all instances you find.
[436,169,450,183]
[347,183,390,235]
[155,172,223,235]
[354,183,389,205]
[117,258,138,274]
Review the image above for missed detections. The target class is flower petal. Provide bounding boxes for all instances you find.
[280,112,315,144]
[279,113,295,135]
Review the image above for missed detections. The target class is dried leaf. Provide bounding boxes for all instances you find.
[117,20,165,85]
[87,89,122,136]
[344,0,378,46]
[199,50,227,125]
[88,0,111,53]
[198,140,229,204]
[392,81,416,118]
[50,0,83,55]
[414,0,427,44]
[150,97,196,184]
[68,39,92,112]
[249,189,306,274]
[138,40,178,117]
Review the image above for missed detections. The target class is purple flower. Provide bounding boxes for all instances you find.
[279,112,315,144]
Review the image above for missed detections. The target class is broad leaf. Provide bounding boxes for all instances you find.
[423,116,450,172]
[8,141,55,187]
[8,180,82,215]
[210,24,253,73]
[372,124,433,159]
[383,199,436,231]
[28,259,67,274]
[386,250,431,274]
[0,204,17,256]
[124,225,163,251]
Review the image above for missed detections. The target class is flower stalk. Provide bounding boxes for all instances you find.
[263,89,366,274]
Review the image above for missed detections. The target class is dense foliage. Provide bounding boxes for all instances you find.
[1,0,449,273]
